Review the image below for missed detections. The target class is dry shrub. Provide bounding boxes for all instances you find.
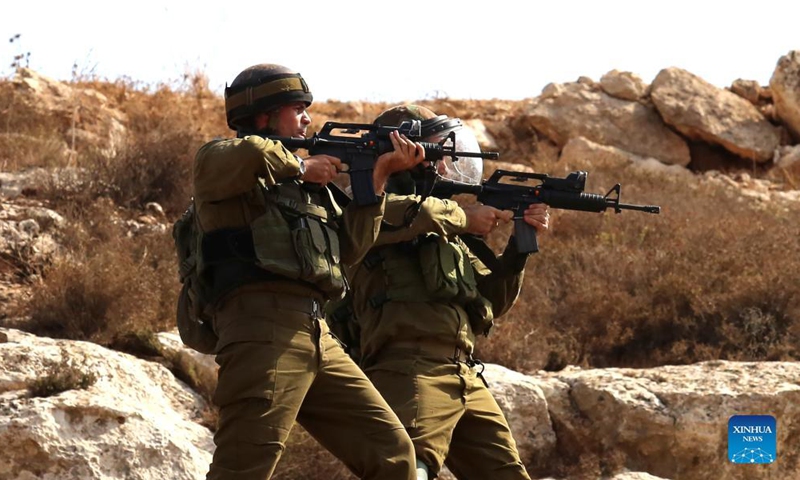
[479,166,800,371]
[83,127,196,214]
[23,199,178,346]
[67,75,226,216]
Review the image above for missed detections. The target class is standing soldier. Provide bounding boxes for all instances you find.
[344,105,550,480]
[195,65,423,480]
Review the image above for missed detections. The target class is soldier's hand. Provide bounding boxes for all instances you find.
[463,204,513,236]
[523,203,550,232]
[301,155,343,185]
[373,131,426,195]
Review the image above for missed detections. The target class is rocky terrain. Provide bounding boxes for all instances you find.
[2,51,800,479]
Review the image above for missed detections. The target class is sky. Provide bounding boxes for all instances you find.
[1,0,797,103]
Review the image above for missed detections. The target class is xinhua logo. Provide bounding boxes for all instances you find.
[728,415,776,464]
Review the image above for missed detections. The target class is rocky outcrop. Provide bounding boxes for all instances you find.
[770,51,800,141]
[486,362,799,480]
[109,334,800,480]
[559,136,693,179]
[0,328,213,480]
[525,82,691,166]
[12,69,127,158]
[651,68,780,162]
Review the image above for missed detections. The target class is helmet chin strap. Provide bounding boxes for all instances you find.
[236,109,283,140]
[267,111,282,132]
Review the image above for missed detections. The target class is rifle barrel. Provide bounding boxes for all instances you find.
[617,203,661,214]
[452,151,499,159]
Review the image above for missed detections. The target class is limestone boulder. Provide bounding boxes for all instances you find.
[769,51,800,141]
[525,82,690,166]
[0,328,214,480]
[600,70,648,101]
[536,361,799,479]
[651,68,780,162]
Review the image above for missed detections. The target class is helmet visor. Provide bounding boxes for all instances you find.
[428,126,484,185]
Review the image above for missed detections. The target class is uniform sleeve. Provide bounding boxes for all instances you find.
[373,194,468,247]
[338,195,387,266]
[193,136,302,202]
[471,238,528,319]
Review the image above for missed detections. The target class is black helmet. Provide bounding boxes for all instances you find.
[224,64,313,131]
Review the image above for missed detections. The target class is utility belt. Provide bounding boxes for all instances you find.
[218,284,324,318]
[382,338,471,363]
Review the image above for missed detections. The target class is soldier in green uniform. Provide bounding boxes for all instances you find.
[345,105,550,480]
[196,65,424,480]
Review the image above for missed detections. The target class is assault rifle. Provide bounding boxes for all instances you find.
[431,170,661,254]
[269,120,498,205]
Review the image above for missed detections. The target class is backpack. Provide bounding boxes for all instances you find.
[173,202,218,354]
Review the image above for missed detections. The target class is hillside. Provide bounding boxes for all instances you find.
[1,55,800,479]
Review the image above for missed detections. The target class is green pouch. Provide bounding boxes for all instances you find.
[251,204,301,280]
[419,237,460,300]
[291,218,345,293]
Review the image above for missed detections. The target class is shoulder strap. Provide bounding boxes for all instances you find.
[457,234,502,273]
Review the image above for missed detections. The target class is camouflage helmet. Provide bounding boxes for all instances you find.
[224,64,313,131]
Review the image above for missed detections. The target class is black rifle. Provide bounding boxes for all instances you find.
[269,120,498,205]
[431,170,661,254]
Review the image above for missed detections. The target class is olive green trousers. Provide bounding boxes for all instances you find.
[365,351,530,480]
[206,287,415,480]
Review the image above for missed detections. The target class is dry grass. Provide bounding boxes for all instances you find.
[479,166,800,371]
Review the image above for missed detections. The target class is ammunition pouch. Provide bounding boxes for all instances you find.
[418,235,478,303]
[249,183,345,298]
[366,235,481,309]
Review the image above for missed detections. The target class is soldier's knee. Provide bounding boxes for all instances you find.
[392,427,416,458]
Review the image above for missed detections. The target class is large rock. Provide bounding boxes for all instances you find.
[770,51,800,141]
[484,364,557,466]
[525,82,690,166]
[527,361,799,479]
[651,68,780,162]
[600,70,648,101]
[559,136,692,180]
[0,328,213,479]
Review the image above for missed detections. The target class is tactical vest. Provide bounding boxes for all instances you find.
[364,235,475,307]
[199,181,346,302]
[364,235,494,335]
